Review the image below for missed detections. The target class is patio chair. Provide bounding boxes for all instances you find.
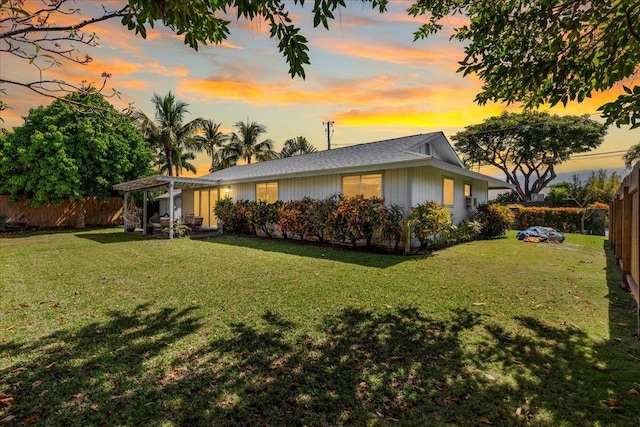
[184,214,194,227]
[193,216,203,231]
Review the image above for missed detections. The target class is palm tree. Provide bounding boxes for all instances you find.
[156,147,198,176]
[196,119,229,173]
[225,120,278,164]
[134,91,203,176]
[280,136,317,157]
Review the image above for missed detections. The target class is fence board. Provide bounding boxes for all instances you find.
[610,163,640,338]
[0,196,123,228]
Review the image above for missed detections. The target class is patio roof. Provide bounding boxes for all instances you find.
[112,175,219,192]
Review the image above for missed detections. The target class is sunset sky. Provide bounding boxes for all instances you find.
[2,0,639,181]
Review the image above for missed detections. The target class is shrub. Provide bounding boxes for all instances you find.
[279,197,314,240]
[379,204,406,252]
[330,195,386,248]
[308,196,337,242]
[246,200,281,237]
[512,205,608,235]
[473,203,514,238]
[454,219,482,243]
[213,197,253,235]
[410,201,453,249]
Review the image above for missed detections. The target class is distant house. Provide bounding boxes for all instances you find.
[114,132,512,237]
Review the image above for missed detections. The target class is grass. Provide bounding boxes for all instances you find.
[1,229,639,426]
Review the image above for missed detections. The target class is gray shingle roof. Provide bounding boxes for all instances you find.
[201,132,457,183]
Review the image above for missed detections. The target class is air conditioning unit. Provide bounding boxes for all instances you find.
[465,196,473,207]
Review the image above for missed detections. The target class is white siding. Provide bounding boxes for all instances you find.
[182,190,194,216]
[382,168,408,208]
[279,175,341,201]
[410,166,441,206]
[409,166,491,223]
[184,165,490,224]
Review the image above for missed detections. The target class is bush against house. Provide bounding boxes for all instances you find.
[214,196,496,252]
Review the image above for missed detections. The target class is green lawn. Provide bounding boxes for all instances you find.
[1,229,639,426]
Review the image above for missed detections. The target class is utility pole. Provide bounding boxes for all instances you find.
[323,121,334,150]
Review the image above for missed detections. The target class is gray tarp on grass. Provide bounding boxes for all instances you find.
[517,226,565,243]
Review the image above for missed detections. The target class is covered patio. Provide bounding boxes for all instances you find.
[113,175,219,239]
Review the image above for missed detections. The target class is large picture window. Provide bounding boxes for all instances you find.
[443,177,454,206]
[342,173,382,198]
[256,182,278,203]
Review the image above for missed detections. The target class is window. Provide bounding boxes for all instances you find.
[342,173,382,198]
[464,183,472,198]
[443,177,454,206]
[256,182,278,203]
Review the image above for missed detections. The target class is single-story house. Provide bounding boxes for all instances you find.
[114,132,512,239]
[156,189,182,219]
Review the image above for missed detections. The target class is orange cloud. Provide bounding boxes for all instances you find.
[333,103,508,129]
[312,37,461,69]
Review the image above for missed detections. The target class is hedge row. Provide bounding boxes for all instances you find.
[511,205,608,235]
[213,196,513,252]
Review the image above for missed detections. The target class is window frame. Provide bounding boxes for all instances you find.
[443,177,455,206]
[464,182,472,198]
[341,173,383,198]
[256,181,279,203]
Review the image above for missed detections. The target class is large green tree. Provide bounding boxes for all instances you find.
[134,91,203,176]
[225,120,277,164]
[0,90,152,225]
[453,111,607,202]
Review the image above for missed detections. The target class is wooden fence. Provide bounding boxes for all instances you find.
[0,196,123,228]
[610,162,640,338]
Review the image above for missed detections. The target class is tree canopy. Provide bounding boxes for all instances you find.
[3,0,639,128]
[134,91,203,177]
[546,171,622,207]
[0,90,152,206]
[453,111,607,201]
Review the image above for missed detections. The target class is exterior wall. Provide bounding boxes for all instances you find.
[182,164,492,225]
[181,190,194,217]
[158,195,181,219]
[410,166,490,223]
[278,175,342,201]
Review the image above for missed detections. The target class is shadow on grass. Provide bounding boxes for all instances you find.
[202,234,423,269]
[3,301,639,425]
[75,231,154,244]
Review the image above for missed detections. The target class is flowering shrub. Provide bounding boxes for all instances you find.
[473,203,514,238]
[330,195,386,248]
[379,204,406,252]
[246,200,281,237]
[410,201,453,249]
[213,197,254,234]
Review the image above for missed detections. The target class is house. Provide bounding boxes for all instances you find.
[156,189,182,219]
[114,132,512,238]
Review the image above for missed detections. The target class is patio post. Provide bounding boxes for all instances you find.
[169,180,174,239]
[123,191,128,232]
[142,191,148,236]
